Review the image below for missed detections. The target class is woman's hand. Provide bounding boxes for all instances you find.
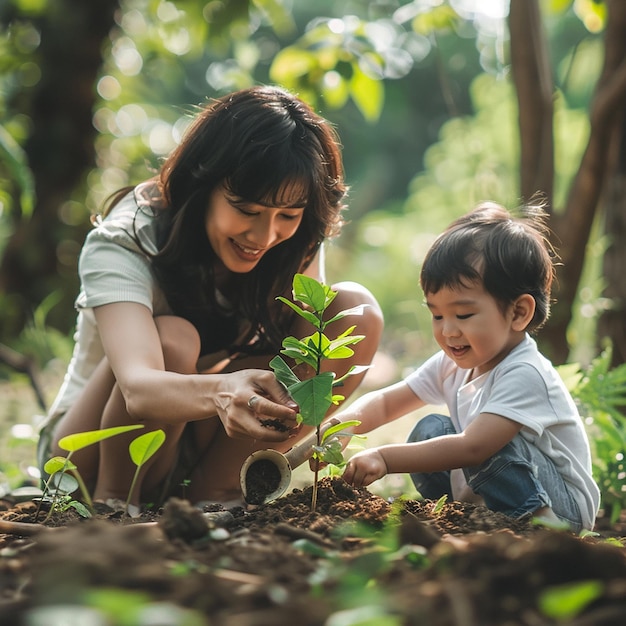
[342,448,388,487]
[215,369,300,441]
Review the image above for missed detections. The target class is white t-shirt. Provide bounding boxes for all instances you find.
[404,334,600,530]
[45,185,171,423]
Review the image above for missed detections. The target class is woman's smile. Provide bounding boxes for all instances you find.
[206,186,304,273]
[230,238,265,262]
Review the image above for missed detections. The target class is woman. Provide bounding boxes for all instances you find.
[39,85,383,512]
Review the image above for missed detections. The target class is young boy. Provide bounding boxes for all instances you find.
[339,201,600,532]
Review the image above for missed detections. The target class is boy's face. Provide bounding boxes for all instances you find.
[425,281,524,379]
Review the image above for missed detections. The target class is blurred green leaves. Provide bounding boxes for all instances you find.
[270,16,388,122]
[566,344,626,523]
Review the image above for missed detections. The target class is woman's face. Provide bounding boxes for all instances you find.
[205,186,304,273]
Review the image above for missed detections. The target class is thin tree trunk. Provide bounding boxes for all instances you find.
[0,0,118,339]
[509,0,554,206]
[597,114,626,367]
[548,0,626,364]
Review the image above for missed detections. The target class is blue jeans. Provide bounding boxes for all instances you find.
[407,413,583,533]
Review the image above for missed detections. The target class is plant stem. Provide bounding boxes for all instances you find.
[71,469,94,513]
[311,424,324,512]
[309,314,325,513]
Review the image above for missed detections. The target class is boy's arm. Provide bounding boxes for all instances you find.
[334,380,425,434]
[343,412,522,487]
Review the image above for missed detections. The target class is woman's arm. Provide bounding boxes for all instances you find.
[94,301,299,441]
[343,412,522,487]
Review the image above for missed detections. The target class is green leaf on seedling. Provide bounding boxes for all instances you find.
[44,456,77,475]
[293,273,336,312]
[432,494,448,515]
[50,472,79,495]
[126,430,166,516]
[324,325,365,358]
[317,439,345,465]
[129,430,166,466]
[68,500,91,518]
[276,296,319,327]
[326,303,369,325]
[289,373,335,426]
[58,425,145,452]
[309,332,330,351]
[281,336,320,369]
[326,341,362,360]
[321,420,361,443]
[335,364,370,385]
[270,355,301,388]
[539,580,603,620]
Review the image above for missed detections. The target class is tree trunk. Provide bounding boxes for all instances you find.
[0,0,118,339]
[548,0,626,364]
[509,0,554,206]
[597,113,626,367]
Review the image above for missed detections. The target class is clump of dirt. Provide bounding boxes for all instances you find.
[1,476,625,625]
[260,417,291,432]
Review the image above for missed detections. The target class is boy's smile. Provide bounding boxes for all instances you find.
[426,281,527,378]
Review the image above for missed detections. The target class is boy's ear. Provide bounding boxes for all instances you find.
[511,294,535,331]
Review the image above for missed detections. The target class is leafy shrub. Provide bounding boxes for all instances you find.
[562,345,626,523]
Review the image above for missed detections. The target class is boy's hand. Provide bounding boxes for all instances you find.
[342,449,388,487]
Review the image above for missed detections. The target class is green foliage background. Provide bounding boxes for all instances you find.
[0,0,607,372]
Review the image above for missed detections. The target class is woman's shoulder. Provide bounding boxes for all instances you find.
[86,182,163,255]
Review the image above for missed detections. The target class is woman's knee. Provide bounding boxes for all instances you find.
[408,413,455,443]
[154,316,201,373]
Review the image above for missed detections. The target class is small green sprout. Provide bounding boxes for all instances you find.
[431,494,448,516]
[271,273,369,511]
[42,456,92,520]
[127,429,166,516]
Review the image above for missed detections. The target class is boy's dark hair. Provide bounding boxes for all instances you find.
[420,200,558,332]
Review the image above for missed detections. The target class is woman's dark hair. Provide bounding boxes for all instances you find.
[420,200,558,332]
[104,85,347,354]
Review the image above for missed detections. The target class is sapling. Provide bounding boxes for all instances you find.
[270,273,368,511]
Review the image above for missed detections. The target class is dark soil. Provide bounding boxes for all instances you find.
[244,458,283,505]
[1,476,626,625]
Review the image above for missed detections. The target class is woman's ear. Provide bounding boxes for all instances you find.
[511,294,535,331]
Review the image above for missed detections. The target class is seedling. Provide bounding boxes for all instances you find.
[431,494,448,516]
[270,273,369,511]
[40,458,91,520]
[127,429,166,516]
[42,456,91,521]
[40,424,145,519]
